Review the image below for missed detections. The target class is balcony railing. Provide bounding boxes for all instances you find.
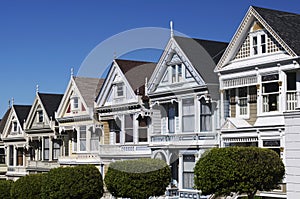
[150,133,217,147]
[99,144,151,156]
[287,91,297,111]
[58,153,101,164]
[27,160,59,171]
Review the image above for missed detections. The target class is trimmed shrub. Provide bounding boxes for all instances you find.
[41,165,103,199]
[194,147,285,199]
[0,179,14,199]
[11,173,45,199]
[105,158,171,199]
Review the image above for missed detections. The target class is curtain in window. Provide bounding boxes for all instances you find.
[52,140,61,160]
[200,99,212,131]
[182,98,194,132]
[125,115,133,142]
[79,126,87,151]
[44,138,49,161]
[90,129,100,151]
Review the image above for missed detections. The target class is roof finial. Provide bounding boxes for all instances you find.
[113,51,117,59]
[36,84,39,93]
[170,20,174,38]
[71,67,74,77]
[11,97,14,106]
[8,99,11,108]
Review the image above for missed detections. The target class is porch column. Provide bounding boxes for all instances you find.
[178,154,183,189]
[133,113,139,144]
[220,90,225,125]
[41,138,44,161]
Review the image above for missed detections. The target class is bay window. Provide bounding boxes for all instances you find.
[262,74,279,112]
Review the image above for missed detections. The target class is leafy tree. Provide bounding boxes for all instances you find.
[0,179,14,199]
[42,165,103,199]
[104,158,171,199]
[11,173,45,199]
[194,147,285,199]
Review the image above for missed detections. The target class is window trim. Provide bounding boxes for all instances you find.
[250,30,268,56]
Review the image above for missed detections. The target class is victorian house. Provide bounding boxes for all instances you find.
[147,35,228,198]
[0,104,31,180]
[96,59,156,175]
[215,6,300,198]
[55,75,104,169]
[24,92,63,173]
[0,108,10,179]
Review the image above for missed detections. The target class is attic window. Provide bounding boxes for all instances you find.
[12,121,18,132]
[37,110,43,123]
[116,83,124,97]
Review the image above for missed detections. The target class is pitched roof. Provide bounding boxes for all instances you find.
[13,105,31,129]
[74,77,105,107]
[253,6,300,55]
[174,36,228,84]
[0,108,11,135]
[115,59,156,95]
[38,93,63,119]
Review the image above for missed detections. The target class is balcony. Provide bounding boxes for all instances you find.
[27,160,59,172]
[58,153,101,165]
[286,91,297,111]
[6,166,27,177]
[99,144,151,158]
[150,133,218,148]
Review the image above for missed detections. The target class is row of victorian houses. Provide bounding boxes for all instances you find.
[0,6,299,199]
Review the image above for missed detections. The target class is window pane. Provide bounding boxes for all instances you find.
[263,82,279,93]
[287,72,296,90]
[183,172,194,189]
[79,126,86,151]
[200,100,212,131]
[9,146,14,166]
[125,129,133,142]
[183,116,194,132]
[0,148,5,164]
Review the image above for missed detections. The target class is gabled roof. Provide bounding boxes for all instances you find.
[253,6,300,55]
[115,59,156,95]
[13,105,31,129]
[216,6,300,70]
[73,77,105,107]
[174,36,228,84]
[0,108,11,134]
[38,93,63,119]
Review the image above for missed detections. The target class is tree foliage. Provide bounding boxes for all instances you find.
[0,179,14,199]
[42,165,103,199]
[104,158,171,199]
[194,147,285,199]
[11,173,45,199]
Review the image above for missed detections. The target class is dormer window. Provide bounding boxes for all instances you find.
[37,110,43,123]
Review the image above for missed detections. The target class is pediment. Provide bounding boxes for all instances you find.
[96,61,137,107]
[148,38,205,95]
[56,78,89,119]
[2,109,23,139]
[25,97,50,130]
[216,6,296,71]
[221,118,251,130]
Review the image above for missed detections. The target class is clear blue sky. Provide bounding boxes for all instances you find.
[0,0,299,117]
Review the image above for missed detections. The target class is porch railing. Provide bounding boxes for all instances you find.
[99,144,151,156]
[287,91,297,111]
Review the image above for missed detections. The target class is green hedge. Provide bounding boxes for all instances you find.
[11,173,45,199]
[0,179,14,199]
[42,165,103,199]
[105,158,171,199]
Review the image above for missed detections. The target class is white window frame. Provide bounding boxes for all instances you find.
[250,30,268,56]
[261,74,280,113]
[182,98,195,133]
[237,87,250,118]
[37,109,44,123]
[71,95,80,111]
[79,126,87,152]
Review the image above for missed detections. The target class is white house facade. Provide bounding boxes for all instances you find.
[147,35,228,198]
[96,59,156,176]
[216,6,300,199]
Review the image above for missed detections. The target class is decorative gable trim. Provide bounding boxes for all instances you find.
[2,108,23,139]
[24,94,50,130]
[216,6,297,71]
[96,60,138,107]
[55,77,89,119]
[148,37,204,94]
